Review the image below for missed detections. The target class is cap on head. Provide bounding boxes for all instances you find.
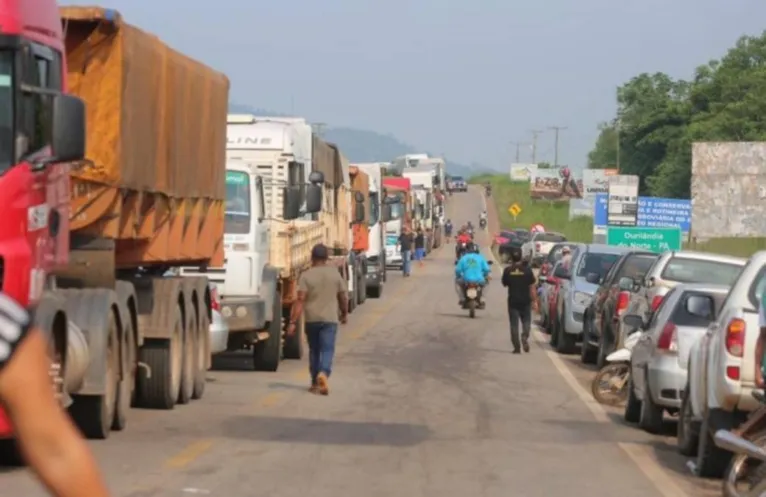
[311,243,329,261]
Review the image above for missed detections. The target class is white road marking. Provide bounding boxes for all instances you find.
[478,186,690,497]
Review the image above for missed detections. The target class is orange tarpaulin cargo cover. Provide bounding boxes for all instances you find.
[61,6,230,267]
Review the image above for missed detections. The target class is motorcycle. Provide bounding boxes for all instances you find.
[485,188,492,197]
[716,391,766,497]
[479,218,487,229]
[590,328,642,406]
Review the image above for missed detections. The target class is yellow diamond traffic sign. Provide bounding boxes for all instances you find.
[508,203,522,217]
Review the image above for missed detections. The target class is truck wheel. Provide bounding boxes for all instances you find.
[368,283,383,299]
[70,312,119,439]
[283,305,304,360]
[0,439,24,466]
[253,295,282,371]
[177,309,196,405]
[357,266,366,305]
[192,309,210,400]
[113,316,135,430]
[348,286,356,314]
[137,306,183,409]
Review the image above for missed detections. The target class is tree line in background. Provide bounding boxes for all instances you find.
[586,31,766,199]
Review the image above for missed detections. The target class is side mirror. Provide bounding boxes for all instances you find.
[585,272,601,285]
[353,202,365,223]
[623,314,645,332]
[308,171,325,184]
[686,295,714,319]
[618,277,634,291]
[282,186,301,220]
[51,94,86,162]
[305,184,323,214]
[354,191,365,203]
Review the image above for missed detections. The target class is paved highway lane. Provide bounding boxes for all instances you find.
[4,188,702,497]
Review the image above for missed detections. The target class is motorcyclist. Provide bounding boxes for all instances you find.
[479,210,488,228]
[455,230,472,261]
[455,242,491,306]
[485,182,492,196]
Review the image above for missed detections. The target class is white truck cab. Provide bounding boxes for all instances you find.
[355,163,395,296]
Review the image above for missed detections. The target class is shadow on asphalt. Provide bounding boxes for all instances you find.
[222,416,431,447]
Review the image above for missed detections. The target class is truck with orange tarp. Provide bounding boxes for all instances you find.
[1,4,229,460]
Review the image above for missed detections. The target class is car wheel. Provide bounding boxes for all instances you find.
[624,374,641,423]
[677,381,700,456]
[638,372,664,434]
[580,316,597,364]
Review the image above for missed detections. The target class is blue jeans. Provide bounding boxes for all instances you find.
[306,322,338,383]
[401,250,412,275]
[414,248,426,260]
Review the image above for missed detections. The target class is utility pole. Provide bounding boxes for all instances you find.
[509,141,526,163]
[548,126,568,166]
[529,129,543,164]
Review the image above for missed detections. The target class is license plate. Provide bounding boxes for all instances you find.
[466,288,478,298]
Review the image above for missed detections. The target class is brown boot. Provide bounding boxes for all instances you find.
[308,384,320,394]
[316,372,330,395]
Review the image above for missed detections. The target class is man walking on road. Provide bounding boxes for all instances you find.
[287,244,348,395]
[397,227,414,277]
[414,228,426,267]
[501,246,539,354]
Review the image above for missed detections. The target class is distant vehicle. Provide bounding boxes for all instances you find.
[581,250,660,367]
[521,231,567,267]
[624,251,746,325]
[623,284,729,436]
[448,176,468,192]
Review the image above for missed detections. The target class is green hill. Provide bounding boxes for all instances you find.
[228,103,483,177]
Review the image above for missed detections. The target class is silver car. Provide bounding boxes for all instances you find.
[623,283,729,434]
[551,244,632,354]
[625,251,745,325]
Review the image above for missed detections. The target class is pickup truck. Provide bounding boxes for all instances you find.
[682,251,766,478]
[521,232,567,267]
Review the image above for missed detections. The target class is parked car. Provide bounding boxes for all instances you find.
[581,250,659,367]
[493,230,517,247]
[540,260,566,333]
[625,251,746,324]
[209,284,229,355]
[623,284,729,436]
[682,251,766,477]
[521,231,567,267]
[552,244,630,354]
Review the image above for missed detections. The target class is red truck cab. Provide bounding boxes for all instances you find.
[0,0,86,437]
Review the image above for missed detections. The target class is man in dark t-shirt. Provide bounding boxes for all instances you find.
[501,246,538,353]
[414,229,426,267]
[397,227,414,277]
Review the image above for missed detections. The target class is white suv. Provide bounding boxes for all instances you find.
[680,251,766,477]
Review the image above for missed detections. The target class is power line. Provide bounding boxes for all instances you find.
[509,141,527,163]
[548,126,567,166]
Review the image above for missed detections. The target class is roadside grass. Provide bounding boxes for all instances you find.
[471,174,766,258]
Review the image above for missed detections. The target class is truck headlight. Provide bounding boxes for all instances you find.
[573,291,591,307]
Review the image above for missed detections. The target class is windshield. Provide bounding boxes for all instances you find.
[616,254,659,281]
[369,192,380,225]
[225,170,251,234]
[661,257,744,286]
[576,252,621,279]
[0,52,12,172]
[387,194,404,219]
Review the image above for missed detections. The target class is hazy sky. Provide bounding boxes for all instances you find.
[62,1,765,170]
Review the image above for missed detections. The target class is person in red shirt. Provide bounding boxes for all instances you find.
[455,230,473,262]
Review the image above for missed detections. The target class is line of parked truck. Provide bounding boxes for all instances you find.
[534,237,766,495]
[0,2,449,462]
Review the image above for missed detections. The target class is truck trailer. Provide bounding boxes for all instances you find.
[1,4,230,458]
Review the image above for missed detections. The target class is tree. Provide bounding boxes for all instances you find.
[586,31,766,199]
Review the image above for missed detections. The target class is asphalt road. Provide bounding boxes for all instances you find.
[2,188,720,496]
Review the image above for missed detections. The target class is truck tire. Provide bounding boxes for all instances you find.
[69,311,120,440]
[283,307,304,360]
[368,283,382,299]
[253,294,282,371]
[137,305,183,410]
[357,263,366,305]
[192,307,210,400]
[0,439,23,466]
[177,307,196,405]
[112,314,135,431]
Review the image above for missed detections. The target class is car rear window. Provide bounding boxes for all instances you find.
[536,233,566,243]
[616,254,659,281]
[661,257,744,286]
[576,252,620,278]
[670,292,727,328]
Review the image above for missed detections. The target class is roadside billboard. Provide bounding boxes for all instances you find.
[595,194,691,233]
[607,175,639,226]
[582,168,618,198]
[529,167,584,201]
[691,142,766,239]
[569,198,594,220]
[509,163,538,182]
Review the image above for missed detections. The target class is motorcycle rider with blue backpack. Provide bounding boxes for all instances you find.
[455,243,492,307]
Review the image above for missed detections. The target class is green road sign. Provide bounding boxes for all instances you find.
[606,226,682,253]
